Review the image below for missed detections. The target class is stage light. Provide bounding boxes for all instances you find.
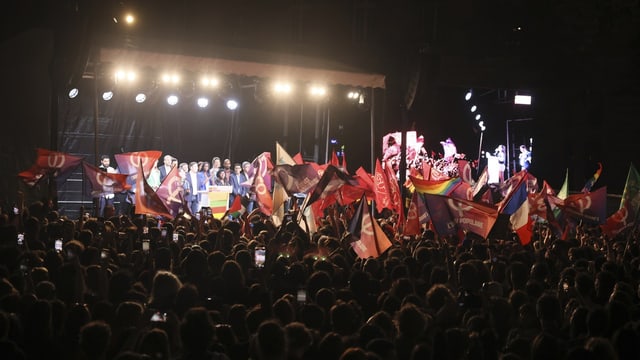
[309,85,327,98]
[465,90,472,101]
[347,91,361,100]
[102,91,114,101]
[125,13,135,25]
[115,69,137,84]
[330,138,338,145]
[162,73,181,85]
[475,114,481,120]
[479,121,486,131]
[272,81,293,95]
[68,88,79,99]
[197,97,209,108]
[200,76,220,88]
[226,99,238,110]
[514,94,532,105]
[167,94,179,106]
[470,105,477,112]
[135,93,146,103]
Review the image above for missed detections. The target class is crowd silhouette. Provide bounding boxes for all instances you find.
[0,198,639,360]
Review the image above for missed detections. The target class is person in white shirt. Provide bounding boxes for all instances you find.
[98,155,117,217]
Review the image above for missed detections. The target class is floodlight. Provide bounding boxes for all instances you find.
[68,88,79,99]
[102,91,114,101]
[226,99,238,110]
[514,95,532,105]
[465,90,472,101]
[167,94,179,106]
[470,105,477,112]
[475,114,481,120]
[309,85,327,98]
[197,97,209,108]
[135,93,146,103]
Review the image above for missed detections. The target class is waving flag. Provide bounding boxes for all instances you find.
[272,164,321,195]
[135,161,173,218]
[602,164,640,237]
[581,162,603,193]
[252,155,273,216]
[302,165,356,213]
[114,150,162,178]
[82,162,131,196]
[384,159,404,225]
[155,166,186,218]
[273,142,296,224]
[348,195,392,259]
[19,148,84,187]
[510,199,534,246]
[422,193,498,239]
[373,159,392,213]
[561,186,607,224]
[404,191,428,236]
[410,176,462,195]
[457,159,475,185]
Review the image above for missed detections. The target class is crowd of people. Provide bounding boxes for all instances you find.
[1,184,640,360]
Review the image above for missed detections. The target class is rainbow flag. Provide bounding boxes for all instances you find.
[409,176,462,195]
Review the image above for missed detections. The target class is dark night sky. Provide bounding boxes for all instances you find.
[2,0,640,206]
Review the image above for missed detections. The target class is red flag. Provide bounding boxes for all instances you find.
[136,161,173,218]
[18,165,47,187]
[156,166,187,218]
[348,196,392,259]
[253,157,273,216]
[114,150,162,178]
[457,159,474,185]
[373,159,392,213]
[34,148,84,175]
[302,165,356,211]
[82,162,131,196]
[404,191,422,236]
[602,163,640,237]
[561,186,607,224]
[355,167,376,199]
[272,164,321,195]
[293,153,304,165]
[422,193,498,239]
[384,159,404,225]
[23,148,84,186]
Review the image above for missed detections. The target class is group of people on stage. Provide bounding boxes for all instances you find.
[95,154,256,218]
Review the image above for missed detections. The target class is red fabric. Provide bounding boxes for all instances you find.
[373,159,391,213]
[114,150,162,178]
[82,162,131,196]
[135,161,173,219]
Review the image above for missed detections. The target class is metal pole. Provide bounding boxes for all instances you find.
[477,131,484,166]
[325,107,331,163]
[505,120,510,178]
[228,111,234,159]
[93,63,99,165]
[299,103,304,154]
[370,88,375,172]
[313,103,321,163]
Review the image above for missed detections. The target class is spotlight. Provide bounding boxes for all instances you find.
[200,76,220,88]
[347,91,361,100]
[135,93,146,103]
[197,97,209,108]
[162,73,181,85]
[226,99,238,110]
[167,94,179,106]
[102,91,114,101]
[272,81,293,95]
[475,114,481,120]
[514,94,532,105]
[68,88,79,99]
[125,13,135,25]
[465,90,472,101]
[470,105,477,112]
[309,85,327,98]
